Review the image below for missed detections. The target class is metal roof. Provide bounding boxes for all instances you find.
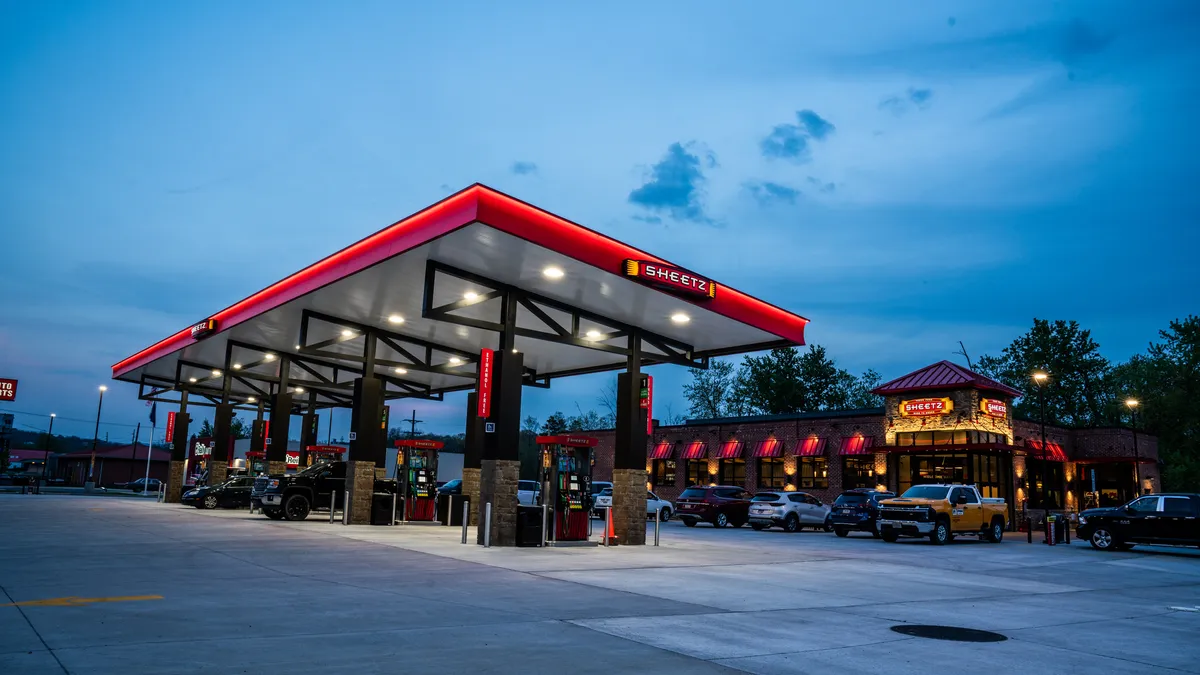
[871,361,1022,398]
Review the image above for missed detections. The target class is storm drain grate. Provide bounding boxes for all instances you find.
[890,625,1008,643]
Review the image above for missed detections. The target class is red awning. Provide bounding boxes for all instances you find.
[714,440,744,459]
[794,437,827,457]
[753,438,782,458]
[681,441,707,459]
[650,440,676,460]
[839,436,874,456]
[1026,439,1067,462]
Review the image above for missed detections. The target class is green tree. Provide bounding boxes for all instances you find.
[198,420,215,437]
[541,412,568,435]
[1110,316,1200,491]
[975,319,1115,426]
[683,360,738,419]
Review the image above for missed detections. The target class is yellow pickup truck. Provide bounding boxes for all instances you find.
[877,485,1007,545]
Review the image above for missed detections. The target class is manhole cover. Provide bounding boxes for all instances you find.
[890,625,1008,643]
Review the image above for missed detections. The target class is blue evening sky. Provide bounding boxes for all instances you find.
[2,1,1197,442]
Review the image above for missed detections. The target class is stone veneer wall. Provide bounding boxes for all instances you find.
[208,463,228,486]
[165,460,185,503]
[476,459,519,546]
[267,461,288,477]
[461,467,481,526]
[345,460,376,525]
[611,469,647,545]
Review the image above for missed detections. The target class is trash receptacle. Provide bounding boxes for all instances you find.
[371,492,396,526]
[515,505,543,547]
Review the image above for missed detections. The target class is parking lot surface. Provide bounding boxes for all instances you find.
[3,495,1199,674]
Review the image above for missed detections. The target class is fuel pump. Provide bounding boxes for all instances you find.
[536,435,598,542]
[245,451,267,476]
[394,439,442,521]
[304,445,344,467]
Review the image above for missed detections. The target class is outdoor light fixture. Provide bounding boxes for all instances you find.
[247,397,256,403]
[448,356,463,365]
[463,291,479,301]
[1032,371,1048,383]
[293,387,304,394]
[264,353,277,361]
[1125,398,1139,408]
[388,314,405,324]
[99,385,107,392]
[393,367,408,374]
[670,313,690,324]
[188,377,197,383]
[232,363,242,370]
[51,413,56,418]
[211,369,221,377]
[341,329,355,338]
[585,329,602,340]
[542,266,564,279]
[295,344,301,350]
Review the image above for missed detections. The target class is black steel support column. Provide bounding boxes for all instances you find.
[210,403,234,484]
[250,400,266,456]
[346,375,385,524]
[299,392,318,466]
[267,393,293,470]
[613,334,648,544]
[477,347,523,545]
[463,392,483,526]
[167,389,191,503]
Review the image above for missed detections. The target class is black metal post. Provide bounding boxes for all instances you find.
[39,414,55,492]
[1039,386,1049,541]
[88,387,106,481]
[1130,406,1142,496]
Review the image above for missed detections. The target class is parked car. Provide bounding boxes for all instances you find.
[589,481,614,517]
[517,480,541,505]
[117,478,162,493]
[253,461,396,521]
[878,485,1007,545]
[748,491,833,532]
[674,485,752,528]
[182,476,254,509]
[437,479,462,495]
[830,489,896,537]
[1077,493,1200,551]
[592,489,674,520]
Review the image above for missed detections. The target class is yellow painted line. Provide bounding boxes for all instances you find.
[3,595,163,607]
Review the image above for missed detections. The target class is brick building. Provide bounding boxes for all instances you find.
[589,361,1158,524]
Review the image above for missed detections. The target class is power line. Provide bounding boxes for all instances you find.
[0,408,146,429]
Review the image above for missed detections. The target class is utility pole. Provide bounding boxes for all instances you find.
[129,423,141,483]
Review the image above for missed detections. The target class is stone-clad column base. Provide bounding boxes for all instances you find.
[267,461,287,476]
[476,460,519,546]
[345,460,376,525]
[462,467,481,526]
[208,463,228,486]
[165,461,185,503]
[612,469,648,545]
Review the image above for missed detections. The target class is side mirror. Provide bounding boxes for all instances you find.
[1125,505,1137,515]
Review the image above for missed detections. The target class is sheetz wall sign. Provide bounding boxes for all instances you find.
[980,398,1008,418]
[190,319,218,340]
[900,397,953,417]
[623,260,716,299]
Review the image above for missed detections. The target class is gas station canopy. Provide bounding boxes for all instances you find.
[112,185,808,409]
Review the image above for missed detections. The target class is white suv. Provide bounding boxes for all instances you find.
[594,489,674,520]
[748,491,833,532]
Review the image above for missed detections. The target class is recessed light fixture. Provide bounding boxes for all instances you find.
[264,353,276,362]
[463,291,479,301]
[247,397,256,403]
[542,266,564,279]
[293,387,305,394]
[232,363,242,370]
[295,344,302,350]
[211,369,222,377]
[341,329,355,338]
[585,329,602,340]
[670,313,690,324]
[512,348,518,354]
[393,367,408,374]
[188,377,197,383]
[448,356,463,365]
[388,314,405,325]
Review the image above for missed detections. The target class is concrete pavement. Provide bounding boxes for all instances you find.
[2,494,1198,674]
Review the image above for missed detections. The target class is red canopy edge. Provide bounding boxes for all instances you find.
[395,439,445,449]
[536,435,598,447]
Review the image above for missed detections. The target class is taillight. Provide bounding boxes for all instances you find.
[769,502,784,507]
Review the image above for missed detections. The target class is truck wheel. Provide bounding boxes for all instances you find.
[986,519,1004,543]
[881,528,899,543]
[834,527,849,538]
[929,519,950,545]
[283,494,311,521]
[263,508,284,520]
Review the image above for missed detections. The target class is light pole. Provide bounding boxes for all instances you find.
[1032,371,1050,537]
[88,385,107,484]
[1126,398,1141,497]
[38,413,56,492]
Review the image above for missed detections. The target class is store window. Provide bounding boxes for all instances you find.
[719,458,746,487]
[685,459,709,487]
[842,457,875,490]
[798,457,828,490]
[894,431,1008,446]
[757,458,786,489]
[1026,459,1064,509]
[652,459,677,487]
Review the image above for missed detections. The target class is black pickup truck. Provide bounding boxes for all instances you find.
[252,461,396,521]
[1077,493,1200,551]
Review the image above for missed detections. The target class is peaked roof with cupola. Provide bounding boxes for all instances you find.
[871,360,1022,398]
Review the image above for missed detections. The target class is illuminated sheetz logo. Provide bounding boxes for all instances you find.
[623,260,716,299]
[900,397,953,417]
[190,319,217,339]
[981,398,1008,418]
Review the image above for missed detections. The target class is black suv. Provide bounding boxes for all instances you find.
[830,489,895,538]
[253,461,396,521]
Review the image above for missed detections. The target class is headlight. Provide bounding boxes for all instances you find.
[1078,516,1087,525]
[267,479,279,489]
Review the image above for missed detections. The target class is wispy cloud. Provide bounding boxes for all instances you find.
[744,181,800,205]
[510,161,538,175]
[628,142,717,225]
[879,87,934,116]
[806,176,836,194]
[760,109,835,163]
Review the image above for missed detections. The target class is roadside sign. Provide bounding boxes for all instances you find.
[0,378,16,401]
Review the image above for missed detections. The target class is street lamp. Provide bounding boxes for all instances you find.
[1031,371,1050,538]
[38,413,55,493]
[1126,398,1142,497]
[88,385,107,484]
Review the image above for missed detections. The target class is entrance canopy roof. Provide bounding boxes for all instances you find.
[113,185,808,410]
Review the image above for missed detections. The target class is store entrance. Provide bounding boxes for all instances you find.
[894,451,1014,522]
[1082,462,1137,508]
